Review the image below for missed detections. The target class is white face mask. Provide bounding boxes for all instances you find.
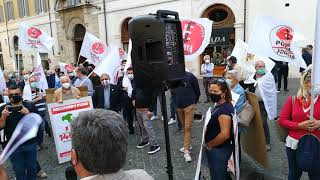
[205,60,210,64]
[101,79,110,86]
[23,74,30,80]
[127,74,134,80]
[62,82,71,89]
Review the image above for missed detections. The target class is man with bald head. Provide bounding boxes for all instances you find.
[92,73,125,113]
[53,75,81,103]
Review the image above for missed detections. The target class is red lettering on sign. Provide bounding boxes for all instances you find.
[51,101,90,114]
[60,151,71,158]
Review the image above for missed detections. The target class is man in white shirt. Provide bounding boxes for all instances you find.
[70,109,153,180]
[201,55,214,102]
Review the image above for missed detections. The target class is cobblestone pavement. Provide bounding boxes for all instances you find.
[4,78,310,180]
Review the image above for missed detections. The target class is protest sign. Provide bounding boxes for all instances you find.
[181,18,212,61]
[80,32,108,66]
[248,16,307,69]
[0,113,42,164]
[47,96,93,164]
[59,62,76,74]
[119,47,128,60]
[19,24,54,53]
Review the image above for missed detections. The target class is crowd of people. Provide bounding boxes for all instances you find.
[0,43,318,180]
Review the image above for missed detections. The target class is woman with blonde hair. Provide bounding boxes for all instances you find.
[279,65,320,180]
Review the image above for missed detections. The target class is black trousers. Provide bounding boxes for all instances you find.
[278,66,288,90]
[123,100,135,133]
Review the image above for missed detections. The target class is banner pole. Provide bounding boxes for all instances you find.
[78,70,94,87]
[76,54,81,66]
[17,52,20,78]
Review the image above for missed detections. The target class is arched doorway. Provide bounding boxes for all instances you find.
[73,24,86,65]
[201,4,235,77]
[121,17,132,52]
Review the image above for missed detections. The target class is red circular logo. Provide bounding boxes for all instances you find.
[181,20,205,55]
[65,64,75,72]
[276,26,294,45]
[92,42,105,54]
[27,27,42,39]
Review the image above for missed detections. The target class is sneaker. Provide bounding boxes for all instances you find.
[180,146,192,153]
[151,116,158,120]
[148,145,160,154]
[168,118,176,125]
[137,141,149,149]
[37,170,48,178]
[266,144,271,151]
[184,151,192,162]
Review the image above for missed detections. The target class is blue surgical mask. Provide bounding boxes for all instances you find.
[3,96,10,103]
[226,79,233,87]
[31,82,39,89]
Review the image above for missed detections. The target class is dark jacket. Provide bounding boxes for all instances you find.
[300,52,312,72]
[46,74,56,88]
[174,72,200,108]
[92,84,125,112]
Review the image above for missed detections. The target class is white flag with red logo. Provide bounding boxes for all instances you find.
[93,46,121,85]
[30,53,49,91]
[248,16,307,69]
[19,24,54,53]
[119,47,128,60]
[80,32,108,66]
[181,18,213,61]
[59,62,76,74]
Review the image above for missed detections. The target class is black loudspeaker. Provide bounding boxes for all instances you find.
[128,10,186,88]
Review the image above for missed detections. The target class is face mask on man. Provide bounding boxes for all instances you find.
[30,82,39,89]
[101,79,110,86]
[62,83,71,89]
[23,74,30,81]
[226,79,233,87]
[9,94,22,104]
[256,68,266,75]
[205,60,210,64]
[127,74,134,80]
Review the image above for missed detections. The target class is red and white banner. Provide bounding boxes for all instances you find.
[30,53,49,91]
[19,24,54,53]
[59,62,76,74]
[47,97,93,164]
[93,46,121,85]
[248,16,307,69]
[80,32,108,66]
[181,18,213,61]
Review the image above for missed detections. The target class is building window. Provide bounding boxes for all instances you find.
[0,6,4,23]
[121,18,132,52]
[67,0,81,6]
[18,0,29,18]
[13,36,23,70]
[5,1,14,21]
[35,0,47,14]
[0,43,4,70]
[39,53,49,70]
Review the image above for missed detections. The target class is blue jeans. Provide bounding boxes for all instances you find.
[286,147,320,180]
[206,143,233,180]
[10,143,38,180]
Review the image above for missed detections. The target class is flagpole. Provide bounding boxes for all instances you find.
[310,1,320,121]
[76,54,81,66]
[17,52,20,78]
[79,70,94,87]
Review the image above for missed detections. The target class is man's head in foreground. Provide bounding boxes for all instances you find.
[70,109,128,178]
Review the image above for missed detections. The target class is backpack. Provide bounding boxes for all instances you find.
[296,134,320,173]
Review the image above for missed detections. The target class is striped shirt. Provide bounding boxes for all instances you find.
[32,91,46,116]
